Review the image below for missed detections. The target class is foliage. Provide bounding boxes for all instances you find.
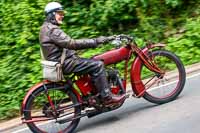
[167,17,200,64]
[0,0,200,120]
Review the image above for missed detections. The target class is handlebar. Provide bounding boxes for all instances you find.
[116,34,133,42]
[111,34,135,48]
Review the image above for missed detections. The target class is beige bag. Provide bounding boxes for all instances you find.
[41,48,66,82]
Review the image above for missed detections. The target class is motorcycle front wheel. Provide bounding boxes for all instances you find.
[23,82,81,133]
[140,50,186,104]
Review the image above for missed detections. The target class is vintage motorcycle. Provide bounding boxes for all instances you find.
[21,35,186,133]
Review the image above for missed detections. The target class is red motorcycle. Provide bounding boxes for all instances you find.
[21,35,186,133]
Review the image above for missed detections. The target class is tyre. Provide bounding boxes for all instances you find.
[141,50,186,104]
[23,82,81,133]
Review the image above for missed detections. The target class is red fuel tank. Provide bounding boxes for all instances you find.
[93,47,131,65]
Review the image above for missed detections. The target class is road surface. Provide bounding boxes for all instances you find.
[5,73,200,133]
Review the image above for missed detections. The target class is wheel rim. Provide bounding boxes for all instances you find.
[24,86,79,133]
[141,51,182,99]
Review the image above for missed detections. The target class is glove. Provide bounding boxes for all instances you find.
[107,35,116,41]
[96,36,116,44]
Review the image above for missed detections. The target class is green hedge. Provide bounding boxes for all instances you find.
[0,0,200,120]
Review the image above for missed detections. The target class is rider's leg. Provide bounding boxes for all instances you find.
[63,58,125,104]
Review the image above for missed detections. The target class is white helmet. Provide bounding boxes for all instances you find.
[44,2,63,15]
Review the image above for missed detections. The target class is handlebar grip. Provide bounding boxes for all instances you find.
[117,34,133,41]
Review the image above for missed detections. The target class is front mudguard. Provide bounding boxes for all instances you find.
[20,80,82,116]
[130,43,166,97]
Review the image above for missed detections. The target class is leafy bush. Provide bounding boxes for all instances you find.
[167,17,200,65]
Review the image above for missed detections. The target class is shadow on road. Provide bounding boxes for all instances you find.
[76,100,158,132]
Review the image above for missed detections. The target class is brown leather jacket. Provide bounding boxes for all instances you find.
[39,22,111,61]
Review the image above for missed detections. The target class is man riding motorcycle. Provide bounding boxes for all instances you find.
[39,2,125,105]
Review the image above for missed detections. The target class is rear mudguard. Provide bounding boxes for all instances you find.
[130,43,166,97]
[21,80,82,116]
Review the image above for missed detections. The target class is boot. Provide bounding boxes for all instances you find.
[92,71,125,105]
[102,93,125,105]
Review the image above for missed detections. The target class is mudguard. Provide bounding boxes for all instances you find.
[21,80,82,115]
[130,43,166,97]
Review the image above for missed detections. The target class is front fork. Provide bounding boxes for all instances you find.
[130,43,166,97]
[131,43,165,75]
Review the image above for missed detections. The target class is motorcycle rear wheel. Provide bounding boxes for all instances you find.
[23,82,81,133]
[141,50,186,104]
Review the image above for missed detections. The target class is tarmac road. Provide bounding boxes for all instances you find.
[4,72,200,133]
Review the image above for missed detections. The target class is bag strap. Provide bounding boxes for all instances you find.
[40,48,45,60]
[61,48,66,65]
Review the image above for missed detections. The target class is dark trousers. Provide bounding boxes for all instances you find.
[63,57,110,98]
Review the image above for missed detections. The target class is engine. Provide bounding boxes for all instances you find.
[106,68,125,94]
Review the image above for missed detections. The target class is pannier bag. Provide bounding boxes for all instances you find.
[40,48,66,82]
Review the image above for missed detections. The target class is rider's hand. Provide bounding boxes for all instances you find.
[107,35,116,41]
[96,36,116,44]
